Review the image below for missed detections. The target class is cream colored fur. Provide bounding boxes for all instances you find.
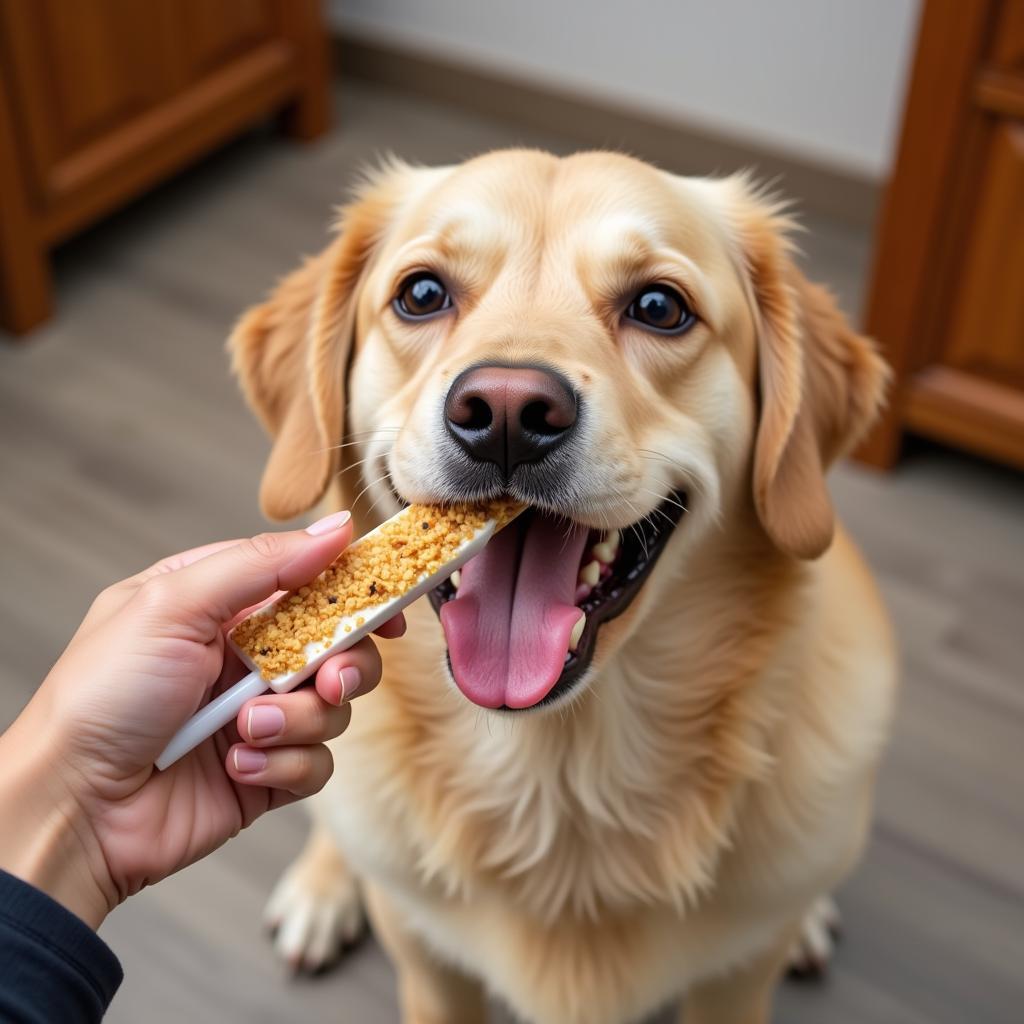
[231,150,896,1024]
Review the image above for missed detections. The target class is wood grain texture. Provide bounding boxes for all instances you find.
[941,121,1024,388]
[0,80,1021,1024]
[989,0,1024,71]
[0,56,51,333]
[278,0,332,141]
[857,0,1024,471]
[905,367,1024,470]
[855,0,993,469]
[0,0,329,335]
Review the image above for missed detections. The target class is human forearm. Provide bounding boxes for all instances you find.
[0,709,112,930]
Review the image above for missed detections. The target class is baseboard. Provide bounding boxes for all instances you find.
[334,35,880,230]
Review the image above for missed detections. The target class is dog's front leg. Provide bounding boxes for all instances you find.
[264,821,367,971]
[364,881,487,1024]
[682,921,800,1024]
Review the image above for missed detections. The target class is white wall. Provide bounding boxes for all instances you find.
[330,0,921,180]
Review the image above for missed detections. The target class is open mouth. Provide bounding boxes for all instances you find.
[428,492,687,709]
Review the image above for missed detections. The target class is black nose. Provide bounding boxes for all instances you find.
[444,365,578,476]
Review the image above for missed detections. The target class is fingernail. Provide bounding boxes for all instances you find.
[248,705,285,740]
[306,510,351,536]
[233,748,268,773]
[339,666,362,703]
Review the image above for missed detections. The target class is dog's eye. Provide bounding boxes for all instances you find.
[395,273,451,319]
[625,285,695,335]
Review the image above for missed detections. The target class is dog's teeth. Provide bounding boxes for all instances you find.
[578,560,600,587]
[568,611,586,652]
[592,530,621,564]
[450,569,461,590]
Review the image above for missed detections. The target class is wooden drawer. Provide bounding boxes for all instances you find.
[988,0,1024,73]
[0,0,330,335]
[0,0,295,234]
[857,0,1024,472]
[1,1,174,205]
[941,120,1024,389]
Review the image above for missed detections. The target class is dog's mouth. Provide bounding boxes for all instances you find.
[427,492,687,710]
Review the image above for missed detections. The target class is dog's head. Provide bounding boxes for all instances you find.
[231,151,886,712]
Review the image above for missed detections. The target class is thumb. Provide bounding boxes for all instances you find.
[151,511,352,637]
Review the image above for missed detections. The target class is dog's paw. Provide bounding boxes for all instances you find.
[786,895,841,979]
[264,856,366,974]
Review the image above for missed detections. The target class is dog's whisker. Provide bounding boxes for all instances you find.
[601,485,653,560]
[351,472,393,511]
[629,524,648,560]
[622,503,651,561]
[637,447,689,474]
[335,453,386,478]
[650,506,677,529]
[315,428,400,456]
[635,486,689,516]
[643,488,689,513]
[332,459,387,489]
[317,430,401,454]
[341,427,401,440]
[363,471,398,522]
[320,439,394,455]
[558,520,579,556]
[635,488,687,521]
[635,458,691,507]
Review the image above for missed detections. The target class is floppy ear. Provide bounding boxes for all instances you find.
[727,179,889,559]
[228,167,410,520]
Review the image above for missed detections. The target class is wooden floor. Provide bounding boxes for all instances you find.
[2,80,1022,1024]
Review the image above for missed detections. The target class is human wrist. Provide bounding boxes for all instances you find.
[0,711,113,929]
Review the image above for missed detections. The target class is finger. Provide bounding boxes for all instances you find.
[314,636,383,706]
[373,612,407,640]
[226,743,335,798]
[237,690,352,747]
[138,511,352,638]
[84,539,250,626]
[130,539,247,584]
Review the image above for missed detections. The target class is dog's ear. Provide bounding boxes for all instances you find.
[229,165,412,521]
[725,178,889,559]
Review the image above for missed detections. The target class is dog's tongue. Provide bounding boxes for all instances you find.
[440,513,589,708]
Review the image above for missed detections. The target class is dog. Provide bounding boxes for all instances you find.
[230,150,896,1024]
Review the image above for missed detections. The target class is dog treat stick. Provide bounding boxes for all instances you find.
[155,500,522,770]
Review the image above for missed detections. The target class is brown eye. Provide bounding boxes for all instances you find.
[625,285,696,335]
[395,273,451,319]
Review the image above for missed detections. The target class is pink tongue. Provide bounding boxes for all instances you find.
[440,514,589,708]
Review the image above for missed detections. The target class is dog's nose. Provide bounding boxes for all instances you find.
[444,365,578,475]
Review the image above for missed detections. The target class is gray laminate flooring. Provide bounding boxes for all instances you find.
[1,79,1022,1024]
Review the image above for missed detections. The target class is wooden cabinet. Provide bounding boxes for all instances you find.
[857,0,1024,471]
[0,0,329,335]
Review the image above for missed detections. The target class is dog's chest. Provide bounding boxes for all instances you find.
[369,849,791,1024]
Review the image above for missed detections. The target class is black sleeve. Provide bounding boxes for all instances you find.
[0,869,122,1023]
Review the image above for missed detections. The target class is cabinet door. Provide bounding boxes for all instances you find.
[0,0,284,212]
[0,0,175,205]
[168,0,277,89]
[940,120,1024,390]
[935,4,1024,393]
[989,0,1024,73]
[857,0,1024,469]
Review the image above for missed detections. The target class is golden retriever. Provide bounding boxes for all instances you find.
[230,150,896,1024]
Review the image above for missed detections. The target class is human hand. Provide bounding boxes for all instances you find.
[0,511,404,928]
